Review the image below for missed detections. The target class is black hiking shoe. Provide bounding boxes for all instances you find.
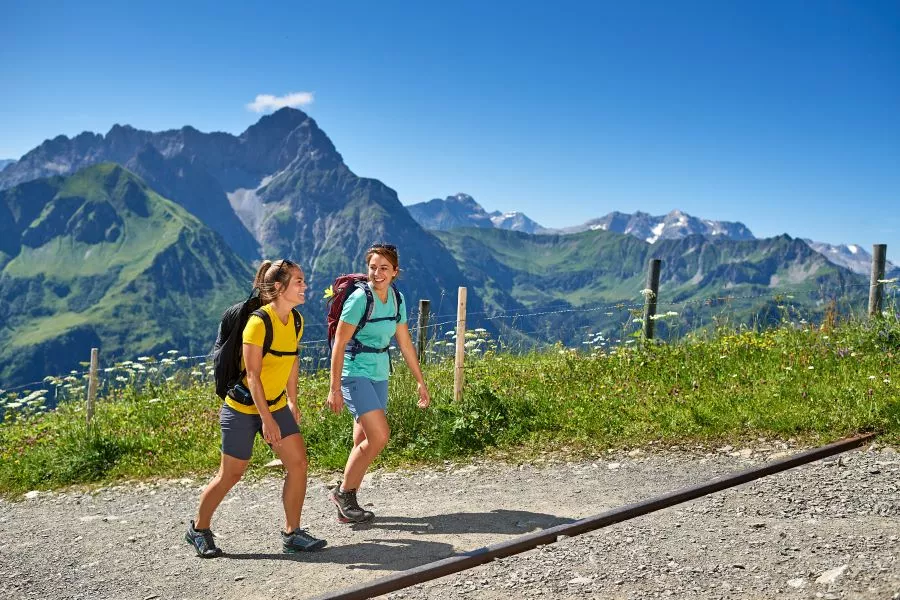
[185,520,223,558]
[281,527,327,553]
[330,483,375,523]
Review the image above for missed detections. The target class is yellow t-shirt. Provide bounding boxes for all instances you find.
[225,303,303,415]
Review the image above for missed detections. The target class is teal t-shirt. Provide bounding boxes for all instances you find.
[340,284,407,381]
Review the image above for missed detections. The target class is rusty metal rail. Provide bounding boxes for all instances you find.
[311,433,875,600]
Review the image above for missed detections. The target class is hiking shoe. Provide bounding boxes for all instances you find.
[330,483,375,523]
[281,527,327,553]
[185,520,223,558]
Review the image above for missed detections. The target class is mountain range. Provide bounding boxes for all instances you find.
[407,193,548,234]
[0,108,886,387]
[0,110,471,386]
[0,159,15,172]
[407,194,895,278]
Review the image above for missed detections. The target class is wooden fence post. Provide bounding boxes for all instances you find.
[869,244,887,318]
[417,299,431,364]
[454,287,467,403]
[642,259,661,341]
[86,347,99,427]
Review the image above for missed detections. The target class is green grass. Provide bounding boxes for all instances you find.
[0,318,897,497]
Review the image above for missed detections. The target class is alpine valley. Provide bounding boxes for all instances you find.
[0,109,890,387]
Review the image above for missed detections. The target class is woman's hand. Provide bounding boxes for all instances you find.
[417,381,431,409]
[288,402,300,424]
[261,414,282,445]
[327,389,344,414]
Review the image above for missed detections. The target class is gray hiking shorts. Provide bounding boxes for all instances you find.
[220,404,300,461]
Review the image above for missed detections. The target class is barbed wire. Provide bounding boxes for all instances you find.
[3,281,896,395]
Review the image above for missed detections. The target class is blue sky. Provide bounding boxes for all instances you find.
[2,0,898,262]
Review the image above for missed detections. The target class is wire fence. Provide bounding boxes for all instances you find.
[1,278,897,421]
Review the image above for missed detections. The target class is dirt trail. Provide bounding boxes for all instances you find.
[1,443,897,600]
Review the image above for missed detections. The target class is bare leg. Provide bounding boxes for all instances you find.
[351,419,366,456]
[195,453,249,529]
[342,410,390,490]
[272,434,309,532]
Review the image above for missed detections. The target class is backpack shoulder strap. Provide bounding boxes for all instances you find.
[291,308,303,345]
[391,284,402,322]
[354,281,376,337]
[252,308,274,357]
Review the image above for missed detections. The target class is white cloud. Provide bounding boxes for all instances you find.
[246,92,315,113]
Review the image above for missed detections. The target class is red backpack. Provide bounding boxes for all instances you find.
[326,274,402,358]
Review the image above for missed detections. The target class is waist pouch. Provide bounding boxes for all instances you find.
[227,383,284,407]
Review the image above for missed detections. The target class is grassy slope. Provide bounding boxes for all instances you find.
[0,318,896,496]
[0,164,253,384]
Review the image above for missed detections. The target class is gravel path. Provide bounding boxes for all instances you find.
[1,440,897,600]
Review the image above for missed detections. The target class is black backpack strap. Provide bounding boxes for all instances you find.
[253,307,300,358]
[291,308,303,344]
[392,284,402,322]
[349,282,375,339]
[363,285,402,324]
[359,282,376,331]
[252,308,275,357]
[346,284,402,360]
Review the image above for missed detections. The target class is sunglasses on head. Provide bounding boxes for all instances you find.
[273,259,296,277]
[370,243,397,251]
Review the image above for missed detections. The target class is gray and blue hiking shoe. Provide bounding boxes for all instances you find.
[282,527,327,553]
[185,520,223,558]
[330,483,375,523]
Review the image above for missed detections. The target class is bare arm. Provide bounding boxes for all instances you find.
[394,323,430,408]
[243,342,282,443]
[327,320,356,413]
[287,355,300,422]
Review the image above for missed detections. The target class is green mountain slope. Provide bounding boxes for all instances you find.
[434,228,868,345]
[0,164,252,387]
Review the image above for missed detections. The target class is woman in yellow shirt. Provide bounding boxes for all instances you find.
[186,259,325,557]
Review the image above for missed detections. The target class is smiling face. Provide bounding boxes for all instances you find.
[366,251,399,293]
[279,266,307,306]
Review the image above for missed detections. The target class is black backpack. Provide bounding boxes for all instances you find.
[212,289,303,399]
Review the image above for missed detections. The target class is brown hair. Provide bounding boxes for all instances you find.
[364,243,400,274]
[253,259,299,303]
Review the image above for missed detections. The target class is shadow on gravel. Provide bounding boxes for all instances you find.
[224,538,456,570]
[222,510,574,571]
[360,509,574,535]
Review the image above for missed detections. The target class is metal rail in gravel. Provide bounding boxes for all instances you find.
[311,432,876,600]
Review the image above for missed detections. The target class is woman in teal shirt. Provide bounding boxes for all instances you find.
[326,243,431,523]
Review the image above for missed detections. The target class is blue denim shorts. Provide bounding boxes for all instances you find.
[219,404,300,460]
[341,377,389,421]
